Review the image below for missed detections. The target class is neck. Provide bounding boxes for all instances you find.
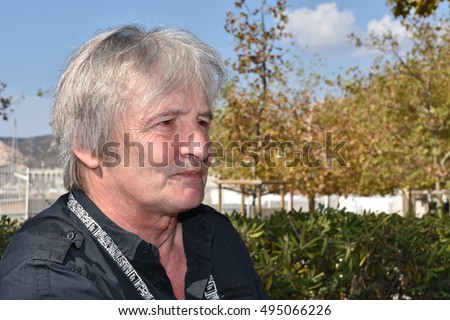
[81,179,179,245]
[157,223,178,249]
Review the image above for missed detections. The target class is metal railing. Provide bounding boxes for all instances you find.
[0,165,65,220]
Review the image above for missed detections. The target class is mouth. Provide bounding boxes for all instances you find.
[175,169,205,178]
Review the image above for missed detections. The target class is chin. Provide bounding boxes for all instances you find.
[178,189,205,211]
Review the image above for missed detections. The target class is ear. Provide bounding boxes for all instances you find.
[72,148,101,169]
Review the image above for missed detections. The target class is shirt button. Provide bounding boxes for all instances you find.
[66,231,75,240]
[155,283,163,290]
[143,248,151,255]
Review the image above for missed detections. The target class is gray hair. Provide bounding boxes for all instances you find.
[52,24,227,190]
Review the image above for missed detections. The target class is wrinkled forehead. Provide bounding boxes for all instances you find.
[126,76,211,122]
[129,62,209,104]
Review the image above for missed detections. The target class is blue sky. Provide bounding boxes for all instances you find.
[0,0,398,137]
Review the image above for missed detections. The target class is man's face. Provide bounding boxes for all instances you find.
[101,87,211,216]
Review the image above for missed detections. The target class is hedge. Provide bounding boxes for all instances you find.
[0,215,22,259]
[229,206,450,299]
[1,208,449,299]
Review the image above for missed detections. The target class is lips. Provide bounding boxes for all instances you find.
[175,169,205,177]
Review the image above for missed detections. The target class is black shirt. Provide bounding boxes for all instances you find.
[0,189,269,299]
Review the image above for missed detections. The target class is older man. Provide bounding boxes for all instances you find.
[0,25,268,299]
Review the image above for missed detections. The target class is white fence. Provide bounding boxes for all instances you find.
[0,165,65,220]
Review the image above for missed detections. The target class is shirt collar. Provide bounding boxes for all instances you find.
[69,189,214,261]
[70,188,143,260]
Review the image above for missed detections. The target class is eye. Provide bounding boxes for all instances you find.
[198,119,211,129]
[157,119,174,126]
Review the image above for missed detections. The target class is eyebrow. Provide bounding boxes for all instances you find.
[200,110,214,120]
[142,108,213,123]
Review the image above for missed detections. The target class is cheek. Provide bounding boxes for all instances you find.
[146,141,173,166]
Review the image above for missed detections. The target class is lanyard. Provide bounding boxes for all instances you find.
[67,193,155,300]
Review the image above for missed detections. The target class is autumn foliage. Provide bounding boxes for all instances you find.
[211,0,450,210]
[0,82,13,121]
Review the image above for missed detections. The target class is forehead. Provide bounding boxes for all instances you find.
[133,86,211,121]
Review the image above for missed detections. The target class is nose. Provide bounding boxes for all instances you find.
[176,123,210,165]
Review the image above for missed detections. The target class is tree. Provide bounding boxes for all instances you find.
[0,82,13,121]
[211,0,294,211]
[273,89,352,211]
[340,16,450,210]
[212,0,353,213]
[387,0,449,18]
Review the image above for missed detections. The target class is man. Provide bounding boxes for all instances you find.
[0,25,269,299]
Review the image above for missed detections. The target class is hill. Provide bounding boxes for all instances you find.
[0,135,59,168]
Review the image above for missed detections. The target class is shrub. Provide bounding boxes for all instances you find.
[0,215,22,260]
[229,206,450,299]
[1,209,449,299]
